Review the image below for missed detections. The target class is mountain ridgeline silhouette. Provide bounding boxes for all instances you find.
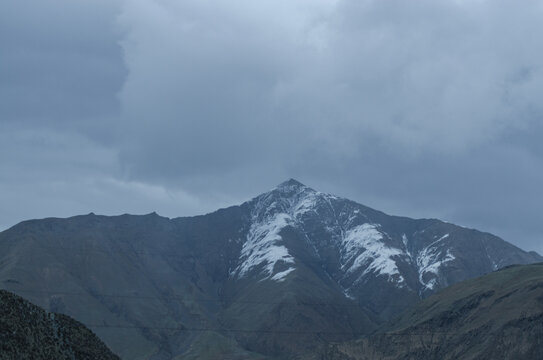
[0,179,541,359]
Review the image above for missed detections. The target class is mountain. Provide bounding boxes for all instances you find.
[0,289,120,360]
[0,179,540,359]
[327,262,543,360]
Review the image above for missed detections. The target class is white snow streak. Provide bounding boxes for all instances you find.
[342,224,404,282]
[293,196,318,217]
[271,267,296,281]
[236,213,295,279]
[435,233,450,242]
[235,183,339,282]
[416,234,455,290]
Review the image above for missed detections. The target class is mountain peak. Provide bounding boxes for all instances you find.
[276,178,307,190]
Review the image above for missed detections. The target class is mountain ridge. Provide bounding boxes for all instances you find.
[0,179,541,359]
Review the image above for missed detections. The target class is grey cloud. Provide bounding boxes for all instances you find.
[114,0,543,253]
[117,0,543,179]
[1,0,542,256]
[117,0,316,183]
[0,0,125,138]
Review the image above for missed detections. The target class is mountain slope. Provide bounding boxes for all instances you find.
[0,289,120,360]
[0,179,540,359]
[327,262,543,360]
[227,179,541,317]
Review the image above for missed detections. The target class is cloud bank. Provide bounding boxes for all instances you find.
[1,0,542,253]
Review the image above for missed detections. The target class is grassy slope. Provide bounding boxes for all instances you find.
[327,263,543,360]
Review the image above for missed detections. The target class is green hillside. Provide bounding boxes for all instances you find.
[328,262,543,359]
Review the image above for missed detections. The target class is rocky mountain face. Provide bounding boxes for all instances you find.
[231,180,541,315]
[0,289,120,360]
[327,262,543,360]
[0,179,540,359]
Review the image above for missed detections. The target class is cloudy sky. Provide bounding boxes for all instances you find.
[1,0,542,254]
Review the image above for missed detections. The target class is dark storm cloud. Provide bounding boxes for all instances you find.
[1,0,542,254]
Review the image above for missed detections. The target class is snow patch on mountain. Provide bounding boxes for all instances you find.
[235,213,295,280]
[271,267,295,282]
[341,224,405,283]
[253,180,329,222]
[293,196,318,218]
[235,181,342,281]
[435,233,450,242]
[416,234,455,290]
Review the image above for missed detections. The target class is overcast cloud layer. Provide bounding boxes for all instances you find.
[1,0,542,254]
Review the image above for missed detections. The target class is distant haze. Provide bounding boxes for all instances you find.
[1,0,542,254]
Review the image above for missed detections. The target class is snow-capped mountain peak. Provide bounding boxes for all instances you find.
[232,179,327,282]
[233,179,407,285]
[231,179,541,301]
